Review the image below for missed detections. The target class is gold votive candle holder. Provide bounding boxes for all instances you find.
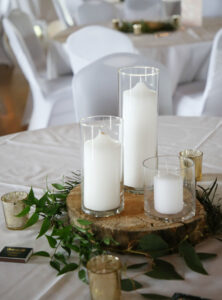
[87,255,122,300]
[112,18,119,30]
[1,191,28,230]
[179,149,203,181]
[133,23,142,35]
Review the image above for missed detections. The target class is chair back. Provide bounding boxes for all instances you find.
[0,0,11,17]
[75,0,116,26]
[72,52,173,121]
[7,9,46,73]
[202,28,222,116]
[52,0,74,27]
[66,25,136,73]
[3,17,40,91]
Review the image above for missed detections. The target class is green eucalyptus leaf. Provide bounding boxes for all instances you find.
[78,269,88,284]
[32,251,50,257]
[39,193,49,206]
[16,205,30,217]
[197,252,217,260]
[54,253,67,264]
[46,235,57,248]
[121,279,142,291]
[50,260,61,272]
[141,293,171,299]
[68,244,80,253]
[103,237,111,245]
[37,218,51,239]
[138,234,169,257]
[77,219,92,226]
[53,193,67,199]
[179,241,208,275]
[52,183,65,190]
[127,262,148,269]
[23,212,39,228]
[62,246,71,256]
[58,263,78,275]
[145,259,183,280]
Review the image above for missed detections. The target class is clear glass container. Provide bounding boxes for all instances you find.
[80,116,124,217]
[143,155,196,222]
[87,255,122,300]
[1,191,28,229]
[119,66,159,194]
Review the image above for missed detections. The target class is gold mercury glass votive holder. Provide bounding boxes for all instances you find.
[1,191,28,230]
[133,23,142,35]
[179,149,203,181]
[112,18,119,30]
[87,255,122,300]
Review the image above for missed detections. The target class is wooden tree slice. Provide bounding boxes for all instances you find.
[67,185,207,250]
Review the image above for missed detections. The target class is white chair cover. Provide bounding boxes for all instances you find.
[124,0,162,21]
[3,18,75,130]
[52,0,74,27]
[202,28,222,115]
[174,28,222,117]
[7,9,46,74]
[203,0,222,17]
[75,0,117,26]
[72,52,173,121]
[66,25,137,74]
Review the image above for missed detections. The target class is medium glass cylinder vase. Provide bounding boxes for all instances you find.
[119,66,159,194]
[80,116,124,217]
[143,155,196,222]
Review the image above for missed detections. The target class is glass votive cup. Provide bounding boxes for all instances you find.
[133,23,142,35]
[143,155,196,222]
[112,18,119,30]
[87,255,122,300]
[80,116,124,217]
[179,149,203,181]
[1,191,28,230]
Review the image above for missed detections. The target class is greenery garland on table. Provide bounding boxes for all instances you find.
[17,175,222,300]
[118,20,178,34]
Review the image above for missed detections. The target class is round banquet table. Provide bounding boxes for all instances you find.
[48,17,222,93]
[0,116,222,300]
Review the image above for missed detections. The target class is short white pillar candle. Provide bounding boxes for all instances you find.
[154,174,183,214]
[84,131,121,211]
[123,81,157,189]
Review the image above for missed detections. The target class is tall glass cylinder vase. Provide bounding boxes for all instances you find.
[80,116,124,217]
[119,67,159,194]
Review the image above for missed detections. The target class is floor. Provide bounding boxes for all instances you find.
[0,65,29,136]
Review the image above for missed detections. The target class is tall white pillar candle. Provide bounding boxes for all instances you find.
[154,174,183,214]
[123,81,157,189]
[84,131,121,211]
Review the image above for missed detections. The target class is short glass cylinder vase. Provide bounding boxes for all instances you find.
[143,155,196,222]
[1,191,28,229]
[80,116,124,217]
[119,66,159,194]
[87,255,122,300]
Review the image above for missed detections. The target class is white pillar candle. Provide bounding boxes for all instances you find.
[123,81,157,189]
[84,131,121,211]
[154,174,183,214]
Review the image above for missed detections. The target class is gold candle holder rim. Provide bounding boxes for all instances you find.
[1,191,28,203]
[87,254,121,274]
[179,149,203,158]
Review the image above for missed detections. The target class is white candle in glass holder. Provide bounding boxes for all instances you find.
[123,81,157,189]
[154,174,183,214]
[84,131,121,211]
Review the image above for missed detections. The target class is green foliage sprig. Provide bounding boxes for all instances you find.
[17,175,221,299]
[118,20,177,34]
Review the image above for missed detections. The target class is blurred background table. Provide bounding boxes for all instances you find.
[50,17,222,93]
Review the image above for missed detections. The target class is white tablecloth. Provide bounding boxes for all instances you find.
[49,18,222,92]
[0,116,222,300]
